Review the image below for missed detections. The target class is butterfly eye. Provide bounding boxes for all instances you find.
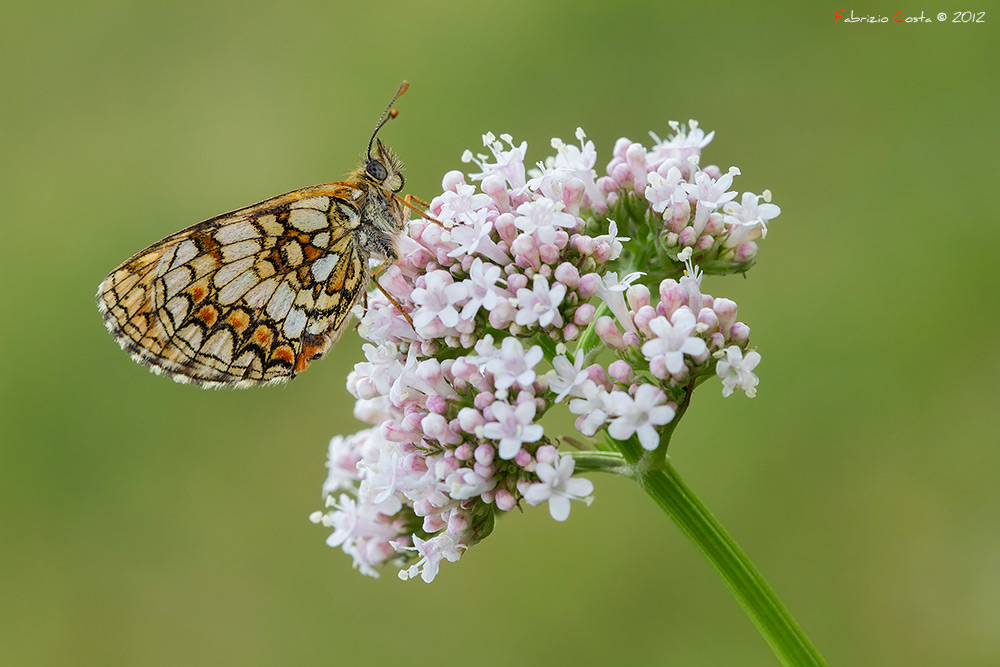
[366,159,388,181]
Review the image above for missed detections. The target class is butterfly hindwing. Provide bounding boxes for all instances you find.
[98,183,371,387]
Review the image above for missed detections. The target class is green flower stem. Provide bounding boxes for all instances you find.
[631,459,827,667]
[565,450,628,474]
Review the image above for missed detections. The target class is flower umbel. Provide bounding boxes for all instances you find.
[313,122,776,582]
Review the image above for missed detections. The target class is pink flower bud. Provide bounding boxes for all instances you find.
[448,512,471,534]
[473,462,495,479]
[421,413,450,441]
[455,443,474,460]
[555,262,580,289]
[626,143,648,192]
[704,212,725,236]
[703,164,722,179]
[424,514,447,532]
[578,273,601,298]
[535,445,557,464]
[495,488,516,511]
[539,243,560,265]
[659,279,683,317]
[488,299,515,329]
[697,308,720,333]
[633,305,657,336]
[729,322,751,345]
[595,316,624,349]
[567,309,594,334]
[494,211,517,245]
[507,274,533,299]
[608,359,634,384]
[441,170,466,193]
[669,199,692,232]
[612,137,632,160]
[649,356,670,379]
[678,226,697,247]
[473,392,495,411]
[611,162,632,187]
[515,390,534,405]
[514,449,533,468]
[563,323,579,340]
[426,394,447,415]
[574,234,596,256]
[421,223,444,248]
[401,413,424,434]
[457,407,485,433]
[597,175,618,195]
[475,443,496,465]
[622,331,641,347]
[585,363,610,388]
[482,175,511,213]
[561,178,585,215]
[713,298,738,331]
[735,242,758,263]
[626,284,651,311]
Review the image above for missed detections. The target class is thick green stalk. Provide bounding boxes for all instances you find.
[632,459,827,667]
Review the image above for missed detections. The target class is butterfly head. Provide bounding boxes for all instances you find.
[363,139,404,193]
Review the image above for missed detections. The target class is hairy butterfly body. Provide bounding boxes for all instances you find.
[97,82,410,388]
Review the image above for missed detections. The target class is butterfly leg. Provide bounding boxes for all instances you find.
[397,194,448,228]
[369,258,414,328]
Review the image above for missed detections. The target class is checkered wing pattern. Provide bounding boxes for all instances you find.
[98,183,370,387]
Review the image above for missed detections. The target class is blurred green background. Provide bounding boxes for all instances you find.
[1,1,997,665]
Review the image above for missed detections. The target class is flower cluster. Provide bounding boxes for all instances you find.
[312,122,778,582]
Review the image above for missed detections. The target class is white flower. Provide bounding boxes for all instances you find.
[568,380,612,436]
[715,346,761,398]
[321,433,364,496]
[529,128,604,206]
[644,167,685,214]
[446,467,497,500]
[641,309,708,375]
[596,271,645,335]
[483,336,544,391]
[682,167,740,231]
[648,119,715,166]
[435,183,492,222]
[548,353,589,402]
[410,270,469,334]
[357,442,405,516]
[513,198,577,244]
[522,454,594,521]
[459,258,504,320]
[482,400,545,459]
[446,208,511,264]
[514,275,566,328]
[397,533,467,583]
[594,219,629,261]
[722,192,781,243]
[348,341,403,399]
[606,385,676,450]
[464,132,528,190]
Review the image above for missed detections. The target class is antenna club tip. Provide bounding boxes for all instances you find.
[399,80,410,94]
[389,109,399,119]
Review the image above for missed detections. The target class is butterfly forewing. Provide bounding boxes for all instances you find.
[98,183,371,387]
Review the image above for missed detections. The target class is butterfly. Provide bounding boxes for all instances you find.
[97,81,419,388]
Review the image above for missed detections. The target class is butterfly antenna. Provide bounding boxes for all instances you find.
[368,80,409,159]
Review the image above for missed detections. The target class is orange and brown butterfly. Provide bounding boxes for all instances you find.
[97,81,420,388]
